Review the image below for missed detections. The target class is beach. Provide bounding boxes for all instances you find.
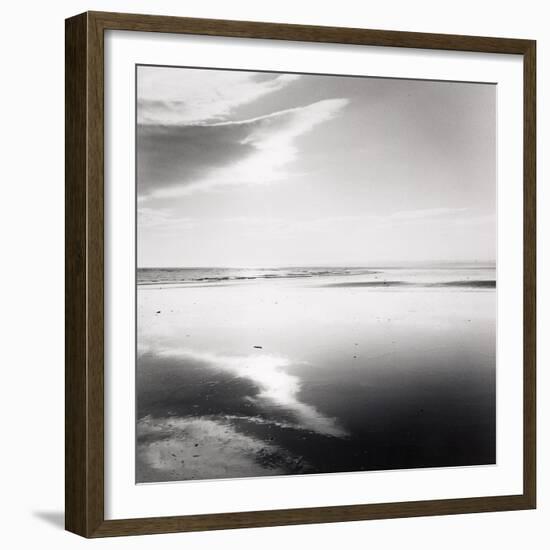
[136,267,496,483]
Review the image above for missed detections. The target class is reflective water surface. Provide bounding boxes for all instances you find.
[136,268,496,482]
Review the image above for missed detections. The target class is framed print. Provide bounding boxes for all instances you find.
[65,11,536,538]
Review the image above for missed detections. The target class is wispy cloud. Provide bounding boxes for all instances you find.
[137,207,182,228]
[138,68,299,125]
[388,207,469,221]
[138,98,349,198]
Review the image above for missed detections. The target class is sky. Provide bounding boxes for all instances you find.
[137,65,496,268]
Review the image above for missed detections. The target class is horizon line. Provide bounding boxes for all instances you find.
[137,261,497,270]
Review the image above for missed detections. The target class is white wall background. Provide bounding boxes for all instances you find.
[0,0,546,547]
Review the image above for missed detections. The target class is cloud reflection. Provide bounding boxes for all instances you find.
[149,347,347,437]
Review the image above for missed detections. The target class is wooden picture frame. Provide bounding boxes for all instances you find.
[65,11,536,538]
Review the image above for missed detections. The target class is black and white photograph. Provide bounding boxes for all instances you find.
[135,65,497,483]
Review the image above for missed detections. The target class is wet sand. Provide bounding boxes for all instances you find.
[136,272,496,482]
[322,280,495,289]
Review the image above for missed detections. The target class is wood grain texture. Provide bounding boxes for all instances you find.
[65,12,88,537]
[90,10,533,53]
[65,12,105,537]
[91,495,533,537]
[522,40,536,508]
[65,11,536,538]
